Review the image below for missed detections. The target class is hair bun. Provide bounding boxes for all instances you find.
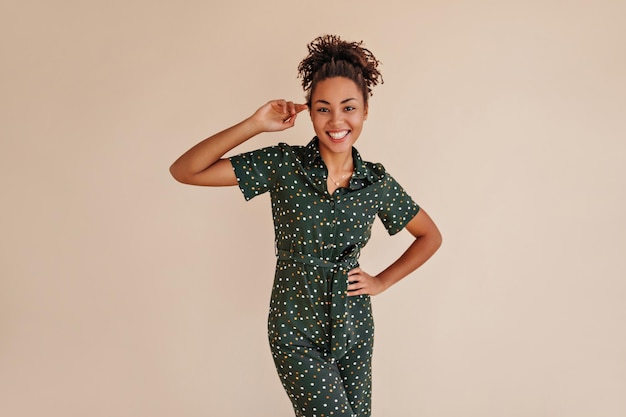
[298,34,383,103]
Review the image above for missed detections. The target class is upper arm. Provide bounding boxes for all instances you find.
[376,172,421,235]
[170,158,238,186]
[404,208,442,245]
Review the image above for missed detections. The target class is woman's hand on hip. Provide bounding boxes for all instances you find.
[347,268,387,296]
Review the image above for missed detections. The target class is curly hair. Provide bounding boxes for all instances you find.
[297,34,383,106]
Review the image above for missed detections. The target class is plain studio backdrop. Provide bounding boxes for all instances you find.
[1,1,625,416]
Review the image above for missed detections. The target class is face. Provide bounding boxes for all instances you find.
[309,76,368,157]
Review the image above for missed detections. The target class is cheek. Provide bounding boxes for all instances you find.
[349,115,365,128]
[311,115,325,128]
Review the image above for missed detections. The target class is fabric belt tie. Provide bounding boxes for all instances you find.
[276,246,361,360]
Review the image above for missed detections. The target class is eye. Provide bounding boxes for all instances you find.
[316,107,329,113]
[344,106,356,111]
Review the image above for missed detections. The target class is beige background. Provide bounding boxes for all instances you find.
[1,1,625,416]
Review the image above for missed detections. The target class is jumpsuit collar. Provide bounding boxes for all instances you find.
[302,137,377,188]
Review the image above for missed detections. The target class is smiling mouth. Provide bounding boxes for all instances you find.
[328,130,350,140]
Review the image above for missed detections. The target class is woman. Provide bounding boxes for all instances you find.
[170,34,442,417]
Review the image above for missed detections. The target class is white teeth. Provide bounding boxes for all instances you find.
[329,130,349,140]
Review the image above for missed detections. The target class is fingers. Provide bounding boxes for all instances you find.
[294,103,308,113]
[281,101,308,123]
[347,268,385,296]
[347,268,367,295]
[255,99,308,132]
[282,101,307,114]
[269,99,304,114]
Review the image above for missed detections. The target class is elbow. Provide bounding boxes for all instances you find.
[422,227,443,254]
[431,224,443,251]
[169,163,191,184]
[433,230,443,251]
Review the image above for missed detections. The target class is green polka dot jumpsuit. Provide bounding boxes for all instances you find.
[230,138,420,417]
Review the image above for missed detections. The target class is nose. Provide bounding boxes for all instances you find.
[329,109,344,126]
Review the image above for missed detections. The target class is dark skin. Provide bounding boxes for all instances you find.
[170,77,442,295]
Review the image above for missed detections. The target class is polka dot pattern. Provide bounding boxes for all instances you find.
[230,137,420,417]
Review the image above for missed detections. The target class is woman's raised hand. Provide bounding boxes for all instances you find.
[170,99,306,186]
[250,100,308,132]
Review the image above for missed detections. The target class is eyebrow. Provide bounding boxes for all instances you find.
[314,98,358,105]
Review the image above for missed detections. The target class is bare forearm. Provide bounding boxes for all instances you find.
[377,232,442,291]
[169,117,261,180]
[169,100,307,186]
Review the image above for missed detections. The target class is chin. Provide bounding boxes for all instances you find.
[321,139,354,153]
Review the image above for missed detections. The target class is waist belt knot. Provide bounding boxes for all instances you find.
[276,246,361,359]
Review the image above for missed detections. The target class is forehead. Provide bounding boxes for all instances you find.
[311,77,363,102]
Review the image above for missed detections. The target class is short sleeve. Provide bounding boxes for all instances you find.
[229,145,286,201]
[377,173,420,235]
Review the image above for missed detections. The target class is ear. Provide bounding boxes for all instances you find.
[363,103,369,120]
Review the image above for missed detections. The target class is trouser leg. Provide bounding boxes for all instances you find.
[270,322,374,416]
[336,337,373,417]
[336,294,374,417]
[272,345,356,417]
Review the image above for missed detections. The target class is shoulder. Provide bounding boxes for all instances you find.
[262,141,307,158]
[363,160,386,175]
[230,142,300,163]
[359,158,412,195]
[358,158,389,184]
[277,141,300,155]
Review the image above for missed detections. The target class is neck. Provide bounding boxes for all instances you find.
[319,147,353,174]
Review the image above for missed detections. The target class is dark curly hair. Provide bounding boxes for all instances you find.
[297,34,383,107]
